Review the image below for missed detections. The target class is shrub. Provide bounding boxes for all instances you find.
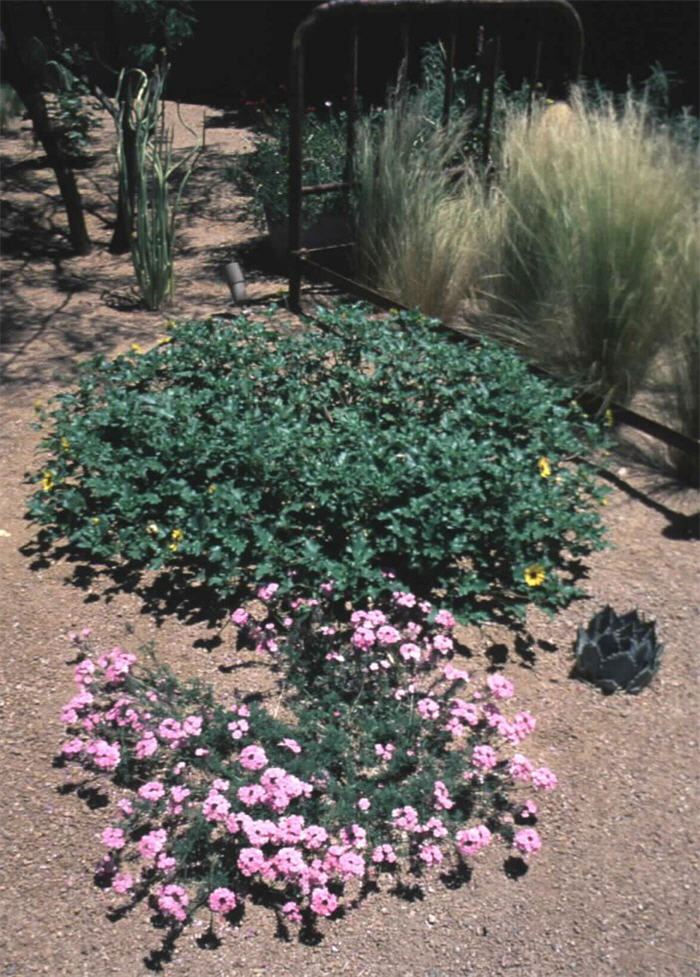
[482,85,698,406]
[0,83,24,132]
[28,303,608,619]
[229,104,347,229]
[58,588,556,932]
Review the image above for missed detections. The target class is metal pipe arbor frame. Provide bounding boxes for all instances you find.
[285,0,699,464]
[287,0,584,311]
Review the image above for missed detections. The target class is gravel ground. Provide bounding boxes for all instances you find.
[1,104,698,977]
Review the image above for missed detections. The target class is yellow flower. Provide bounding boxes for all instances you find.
[207,484,217,495]
[91,517,100,524]
[131,343,144,355]
[604,408,614,427]
[171,528,184,541]
[60,437,70,451]
[168,542,179,552]
[157,336,172,345]
[524,563,546,587]
[146,522,160,536]
[41,471,54,492]
[164,320,176,332]
[537,456,551,478]
[34,400,43,414]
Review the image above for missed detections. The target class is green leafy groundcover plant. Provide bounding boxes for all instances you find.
[28,303,608,618]
[59,586,556,933]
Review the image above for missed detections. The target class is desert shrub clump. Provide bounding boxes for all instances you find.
[28,303,608,619]
[59,587,557,931]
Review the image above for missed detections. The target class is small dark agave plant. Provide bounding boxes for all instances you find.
[573,605,663,694]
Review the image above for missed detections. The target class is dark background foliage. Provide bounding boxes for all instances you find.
[2,1,697,111]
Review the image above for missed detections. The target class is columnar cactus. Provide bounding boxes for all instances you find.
[573,605,663,694]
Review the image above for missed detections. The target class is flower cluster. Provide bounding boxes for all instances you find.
[59,591,557,934]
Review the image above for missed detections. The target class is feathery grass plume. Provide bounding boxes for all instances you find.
[483,84,697,406]
[353,89,493,323]
[116,66,201,310]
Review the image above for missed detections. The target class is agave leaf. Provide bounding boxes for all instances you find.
[600,650,638,690]
[576,641,602,677]
[598,632,621,660]
[626,666,657,694]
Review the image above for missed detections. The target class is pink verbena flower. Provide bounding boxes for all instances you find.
[74,659,95,686]
[208,887,237,913]
[513,711,537,738]
[60,737,84,757]
[239,745,268,771]
[456,824,492,857]
[351,626,376,650]
[230,607,250,627]
[238,847,267,877]
[376,625,401,646]
[472,744,498,771]
[392,805,420,832]
[182,715,202,737]
[419,843,444,866]
[513,827,542,856]
[392,590,416,608]
[374,742,395,762]
[238,784,266,807]
[432,634,454,655]
[338,850,365,879]
[135,732,158,759]
[281,900,302,923]
[444,662,469,683]
[139,828,168,860]
[279,737,302,754]
[434,609,456,628]
[111,873,133,894]
[310,886,338,917]
[450,698,479,726]
[157,883,189,922]
[202,791,231,822]
[277,815,305,843]
[304,825,329,850]
[508,753,534,783]
[399,642,421,663]
[86,739,121,771]
[487,673,515,699]
[531,766,557,791]
[372,843,397,864]
[417,697,440,720]
[433,780,454,810]
[274,847,307,878]
[138,781,165,802]
[257,582,279,602]
[101,827,126,850]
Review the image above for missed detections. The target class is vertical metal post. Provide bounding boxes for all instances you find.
[344,11,359,186]
[442,17,457,124]
[397,11,411,93]
[288,26,305,311]
[527,24,543,121]
[481,31,501,171]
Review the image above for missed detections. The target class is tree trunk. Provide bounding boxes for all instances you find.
[1,27,91,255]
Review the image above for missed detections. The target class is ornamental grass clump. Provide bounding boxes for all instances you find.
[353,89,494,321]
[27,303,609,621]
[483,85,698,406]
[59,587,556,933]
